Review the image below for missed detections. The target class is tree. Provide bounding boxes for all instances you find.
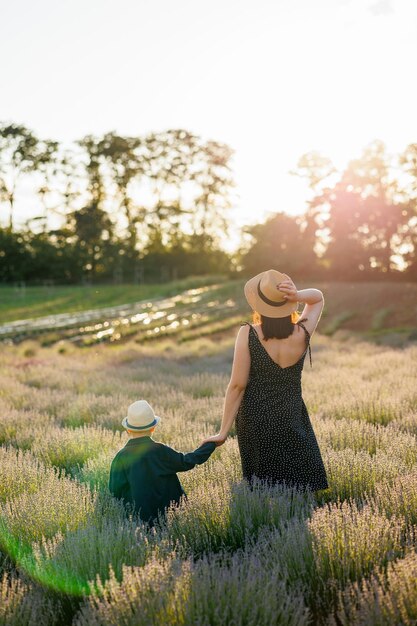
[290,151,336,189]
[328,141,406,276]
[0,124,44,230]
[398,143,417,277]
[240,212,308,277]
[33,139,60,231]
[321,187,371,278]
[192,139,235,245]
[58,148,84,216]
[0,227,31,281]
[99,129,235,259]
[290,151,337,270]
[77,135,107,209]
[143,129,197,245]
[296,141,408,278]
[98,132,145,258]
[67,203,114,279]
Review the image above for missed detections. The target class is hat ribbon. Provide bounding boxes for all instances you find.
[125,417,158,430]
[257,279,287,307]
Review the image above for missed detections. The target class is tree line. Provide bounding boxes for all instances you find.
[244,141,417,281]
[0,122,416,283]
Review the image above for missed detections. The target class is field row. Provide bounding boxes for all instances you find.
[2,279,417,347]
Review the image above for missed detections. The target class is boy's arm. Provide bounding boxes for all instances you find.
[109,454,128,498]
[160,442,216,474]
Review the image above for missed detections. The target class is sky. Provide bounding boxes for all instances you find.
[1,0,417,249]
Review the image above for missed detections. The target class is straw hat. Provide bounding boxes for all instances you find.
[122,400,161,431]
[244,269,299,318]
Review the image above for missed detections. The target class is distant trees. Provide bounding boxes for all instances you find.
[240,140,417,281]
[322,141,408,277]
[0,123,235,283]
[242,213,307,277]
[1,123,417,284]
[0,124,58,231]
[399,143,417,277]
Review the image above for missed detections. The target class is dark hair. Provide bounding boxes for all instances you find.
[253,310,307,340]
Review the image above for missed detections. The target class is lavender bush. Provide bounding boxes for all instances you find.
[0,331,416,625]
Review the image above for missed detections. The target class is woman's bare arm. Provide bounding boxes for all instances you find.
[296,289,324,337]
[279,281,324,337]
[200,325,250,446]
[296,288,323,305]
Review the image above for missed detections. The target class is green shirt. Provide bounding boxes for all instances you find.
[109,437,216,525]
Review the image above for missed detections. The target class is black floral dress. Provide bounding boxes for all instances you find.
[235,321,329,491]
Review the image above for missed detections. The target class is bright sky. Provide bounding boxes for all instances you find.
[1,0,417,249]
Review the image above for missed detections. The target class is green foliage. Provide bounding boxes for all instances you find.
[0,471,97,546]
[163,478,314,557]
[241,212,311,277]
[0,570,63,626]
[323,311,355,335]
[318,448,408,503]
[334,550,417,625]
[28,515,155,597]
[75,550,311,626]
[29,425,122,474]
[371,307,392,330]
[308,501,403,613]
[0,447,58,502]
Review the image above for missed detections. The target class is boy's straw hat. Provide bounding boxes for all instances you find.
[122,400,161,431]
[244,269,299,318]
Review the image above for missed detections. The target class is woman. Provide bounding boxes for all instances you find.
[202,269,329,494]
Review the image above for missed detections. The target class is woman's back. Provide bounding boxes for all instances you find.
[251,322,309,370]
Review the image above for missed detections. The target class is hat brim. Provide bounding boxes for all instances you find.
[121,415,161,430]
[244,271,299,318]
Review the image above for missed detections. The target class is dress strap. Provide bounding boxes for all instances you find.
[297,321,312,368]
[240,321,253,338]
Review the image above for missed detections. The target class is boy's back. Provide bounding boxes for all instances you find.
[109,436,215,525]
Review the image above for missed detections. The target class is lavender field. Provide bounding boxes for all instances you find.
[1,318,417,625]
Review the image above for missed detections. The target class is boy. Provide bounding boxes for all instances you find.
[109,400,216,526]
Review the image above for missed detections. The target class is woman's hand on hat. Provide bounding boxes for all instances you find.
[278,279,298,303]
[200,433,227,447]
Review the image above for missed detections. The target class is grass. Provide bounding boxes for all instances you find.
[322,311,355,335]
[1,284,417,624]
[0,275,226,324]
[371,307,392,331]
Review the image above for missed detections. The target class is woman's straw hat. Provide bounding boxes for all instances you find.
[122,400,161,431]
[244,269,299,318]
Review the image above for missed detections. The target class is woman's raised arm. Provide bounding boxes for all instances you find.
[278,280,324,338]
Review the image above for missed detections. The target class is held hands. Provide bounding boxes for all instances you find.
[200,433,227,447]
[278,278,298,303]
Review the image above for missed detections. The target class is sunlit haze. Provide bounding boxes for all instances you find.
[1,0,417,250]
